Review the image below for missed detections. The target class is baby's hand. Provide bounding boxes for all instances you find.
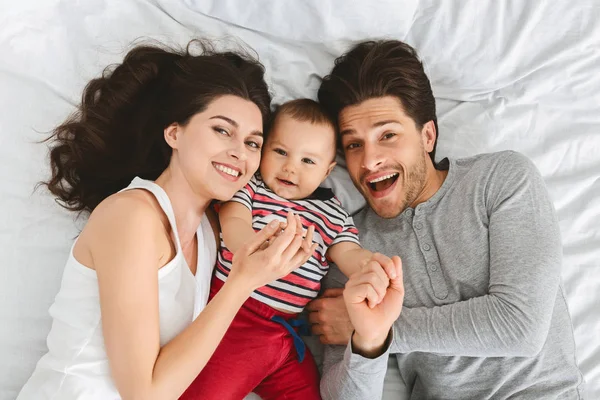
[359,253,397,307]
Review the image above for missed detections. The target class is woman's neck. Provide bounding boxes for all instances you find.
[155,167,211,246]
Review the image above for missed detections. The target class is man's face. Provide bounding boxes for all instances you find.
[339,96,436,218]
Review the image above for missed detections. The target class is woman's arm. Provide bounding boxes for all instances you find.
[90,197,313,400]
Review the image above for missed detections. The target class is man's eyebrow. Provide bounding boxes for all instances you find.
[340,128,356,137]
[373,119,402,128]
[340,119,402,137]
[210,115,263,136]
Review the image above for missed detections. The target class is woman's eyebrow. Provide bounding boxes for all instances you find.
[210,115,263,136]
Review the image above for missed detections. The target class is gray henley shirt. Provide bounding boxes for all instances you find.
[320,151,584,399]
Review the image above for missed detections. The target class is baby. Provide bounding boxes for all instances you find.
[182,99,394,400]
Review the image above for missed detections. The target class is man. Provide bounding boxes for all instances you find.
[309,40,584,399]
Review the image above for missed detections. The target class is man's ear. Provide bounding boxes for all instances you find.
[164,123,181,150]
[421,120,437,153]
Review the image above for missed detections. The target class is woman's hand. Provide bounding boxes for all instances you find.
[227,211,317,291]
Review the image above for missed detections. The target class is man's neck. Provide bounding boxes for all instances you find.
[409,163,449,209]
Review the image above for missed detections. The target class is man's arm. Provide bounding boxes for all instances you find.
[320,333,392,400]
[392,151,562,357]
[317,260,403,400]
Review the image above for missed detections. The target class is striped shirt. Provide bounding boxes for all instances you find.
[215,175,360,313]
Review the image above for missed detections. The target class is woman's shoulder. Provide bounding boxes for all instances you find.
[75,190,171,268]
[91,189,166,230]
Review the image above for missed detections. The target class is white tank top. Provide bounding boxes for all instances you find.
[17,177,217,400]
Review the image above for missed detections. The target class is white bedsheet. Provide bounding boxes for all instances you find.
[1,1,598,399]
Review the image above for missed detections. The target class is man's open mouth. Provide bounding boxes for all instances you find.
[367,173,399,192]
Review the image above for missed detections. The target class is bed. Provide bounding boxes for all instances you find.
[1,1,598,398]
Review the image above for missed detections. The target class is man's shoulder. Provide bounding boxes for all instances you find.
[452,150,537,182]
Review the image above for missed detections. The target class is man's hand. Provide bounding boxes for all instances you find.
[345,256,404,357]
[307,288,354,345]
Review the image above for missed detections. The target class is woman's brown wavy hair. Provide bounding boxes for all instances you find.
[44,40,271,213]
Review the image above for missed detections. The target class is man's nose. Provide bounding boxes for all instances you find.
[361,144,384,171]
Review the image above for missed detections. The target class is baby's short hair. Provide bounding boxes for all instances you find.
[267,99,335,139]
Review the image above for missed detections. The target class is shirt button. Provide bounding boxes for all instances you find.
[415,222,423,230]
[430,263,438,272]
[406,209,413,216]
[423,243,431,251]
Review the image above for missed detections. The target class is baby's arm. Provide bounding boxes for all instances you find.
[328,243,398,280]
[219,202,256,254]
[326,242,372,278]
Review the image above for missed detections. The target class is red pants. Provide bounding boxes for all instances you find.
[180,277,321,400]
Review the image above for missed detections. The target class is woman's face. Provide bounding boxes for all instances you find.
[167,95,264,201]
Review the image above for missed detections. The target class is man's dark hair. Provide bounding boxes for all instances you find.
[318,40,439,166]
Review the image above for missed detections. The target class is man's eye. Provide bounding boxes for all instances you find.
[302,158,315,165]
[274,148,287,156]
[346,143,361,150]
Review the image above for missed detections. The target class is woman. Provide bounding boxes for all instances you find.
[18,40,314,400]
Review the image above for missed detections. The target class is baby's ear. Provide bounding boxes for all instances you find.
[325,161,337,177]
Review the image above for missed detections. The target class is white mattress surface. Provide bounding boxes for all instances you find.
[1,1,598,399]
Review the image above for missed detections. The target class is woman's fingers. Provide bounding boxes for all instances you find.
[302,225,315,252]
[242,220,281,254]
[265,211,298,253]
[287,242,318,273]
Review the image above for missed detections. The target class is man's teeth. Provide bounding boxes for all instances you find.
[215,164,240,177]
[369,173,398,183]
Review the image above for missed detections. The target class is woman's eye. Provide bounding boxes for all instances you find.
[302,158,315,165]
[274,148,287,156]
[246,141,261,149]
[214,127,230,136]
[382,132,396,140]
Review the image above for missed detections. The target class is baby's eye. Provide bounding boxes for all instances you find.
[274,148,287,156]
[302,158,315,165]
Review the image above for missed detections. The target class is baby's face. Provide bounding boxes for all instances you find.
[260,115,336,200]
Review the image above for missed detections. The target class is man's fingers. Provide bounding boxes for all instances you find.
[311,324,326,336]
[366,261,390,302]
[372,253,397,280]
[349,268,388,303]
[345,281,379,306]
[390,256,404,292]
[365,284,380,309]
